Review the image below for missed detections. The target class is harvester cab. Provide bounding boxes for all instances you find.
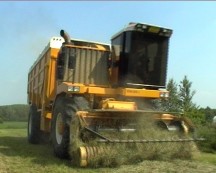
[27,22,204,168]
[110,22,172,90]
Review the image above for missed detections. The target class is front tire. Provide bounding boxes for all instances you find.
[27,105,41,144]
[51,95,89,159]
[51,97,70,159]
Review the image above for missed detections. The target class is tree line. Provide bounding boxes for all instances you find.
[0,104,29,123]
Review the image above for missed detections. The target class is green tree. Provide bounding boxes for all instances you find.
[178,76,205,125]
[156,76,205,126]
[179,75,196,113]
[200,107,216,123]
[155,78,181,112]
[186,108,205,125]
[165,78,181,112]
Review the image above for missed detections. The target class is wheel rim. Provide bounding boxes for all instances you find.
[55,113,64,145]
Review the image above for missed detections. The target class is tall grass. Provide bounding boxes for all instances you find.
[69,114,198,168]
[196,124,216,153]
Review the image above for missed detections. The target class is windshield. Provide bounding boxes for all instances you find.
[120,31,169,88]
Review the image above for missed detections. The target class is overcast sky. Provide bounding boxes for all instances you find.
[1,1,216,108]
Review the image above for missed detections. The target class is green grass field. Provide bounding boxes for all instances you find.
[0,121,27,129]
[1,121,216,173]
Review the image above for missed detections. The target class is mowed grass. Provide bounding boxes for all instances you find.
[1,121,216,173]
[196,152,216,165]
[0,121,27,129]
[0,122,98,173]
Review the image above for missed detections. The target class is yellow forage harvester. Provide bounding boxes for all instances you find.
[27,22,204,167]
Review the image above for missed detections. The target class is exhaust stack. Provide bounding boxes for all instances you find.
[60,30,71,44]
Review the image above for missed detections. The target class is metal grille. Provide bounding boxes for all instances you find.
[67,48,109,86]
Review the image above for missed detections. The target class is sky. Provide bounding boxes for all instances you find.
[0,1,216,108]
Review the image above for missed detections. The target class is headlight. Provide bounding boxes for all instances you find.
[68,86,80,92]
[164,92,169,98]
[160,92,169,98]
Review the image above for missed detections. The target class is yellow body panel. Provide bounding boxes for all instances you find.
[88,87,115,95]
[57,82,164,99]
[101,99,137,110]
[63,44,110,52]
[120,88,161,98]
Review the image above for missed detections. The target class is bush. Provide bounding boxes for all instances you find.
[196,124,216,153]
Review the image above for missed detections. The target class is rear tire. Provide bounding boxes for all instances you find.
[27,105,41,144]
